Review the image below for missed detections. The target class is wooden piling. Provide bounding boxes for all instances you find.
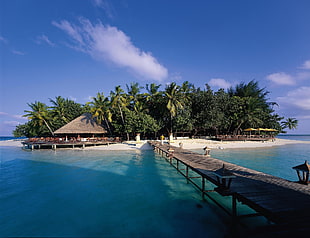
[148,140,310,234]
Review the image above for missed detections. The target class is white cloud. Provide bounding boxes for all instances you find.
[170,72,182,81]
[297,71,310,80]
[69,96,77,101]
[266,72,295,85]
[277,87,310,111]
[3,121,21,126]
[298,115,310,119]
[52,20,84,45]
[36,34,55,47]
[208,78,231,89]
[300,60,310,70]
[53,18,168,81]
[12,50,26,55]
[91,0,115,18]
[0,36,8,44]
[0,112,27,120]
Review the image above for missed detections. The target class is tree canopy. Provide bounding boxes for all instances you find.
[13,81,296,139]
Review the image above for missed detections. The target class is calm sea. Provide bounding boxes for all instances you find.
[0,146,228,237]
[0,135,309,237]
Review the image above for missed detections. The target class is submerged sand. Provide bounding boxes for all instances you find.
[1,138,309,151]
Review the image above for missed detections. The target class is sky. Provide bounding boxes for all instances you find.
[1,0,310,136]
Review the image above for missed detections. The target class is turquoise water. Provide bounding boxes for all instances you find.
[1,136,309,237]
[195,135,310,181]
[0,146,227,237]
[277,134,310,141]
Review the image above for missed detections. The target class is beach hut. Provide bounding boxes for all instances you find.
[54,113,107,138]
[244,128,257,136]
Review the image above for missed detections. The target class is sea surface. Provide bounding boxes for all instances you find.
[0,135,309,237]
[194,134,310,181]
[0,145,228,237]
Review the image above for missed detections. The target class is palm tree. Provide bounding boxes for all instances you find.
[110,85,130,140]
[146,83,162,96]
[23,101,54,136]
[88,92,112,135]
[281,118,298,130]
[234,96,263,134]
[126,82,145,112]
[49,96,69,124]
[164,82,184,134]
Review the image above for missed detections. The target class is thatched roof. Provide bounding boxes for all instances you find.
[54,113,107,135]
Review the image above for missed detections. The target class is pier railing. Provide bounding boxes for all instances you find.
[148,140,310,236]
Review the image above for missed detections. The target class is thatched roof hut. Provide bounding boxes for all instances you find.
[54,113,107,135]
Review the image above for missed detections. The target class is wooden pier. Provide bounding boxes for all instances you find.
[22,140,116,150]
[149,141,310,237]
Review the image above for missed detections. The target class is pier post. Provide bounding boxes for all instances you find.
[202,177,205,198]
[232,195,237,218]
[186,166,189,183]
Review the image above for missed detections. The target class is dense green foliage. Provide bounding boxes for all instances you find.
[13,80,297,139]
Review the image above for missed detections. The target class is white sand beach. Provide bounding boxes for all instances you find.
[168,138,310,150]
[1,138,309,151]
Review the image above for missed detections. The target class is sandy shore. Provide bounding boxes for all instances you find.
[168,138,310,150]
[1,138,309,150]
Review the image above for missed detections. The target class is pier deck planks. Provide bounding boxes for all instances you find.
[149,141,310,230]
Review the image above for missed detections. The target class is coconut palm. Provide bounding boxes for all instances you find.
[281,118,298,130]
[49,96,70,124]
[88,92,112,135]
[146,83,162,96]
[126,82,146,112]
[110,85,130,140]
[23,101,54,136]
[164,82,184,134]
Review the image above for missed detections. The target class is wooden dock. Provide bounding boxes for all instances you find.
[149,141,310,237]
[22,140,115,150]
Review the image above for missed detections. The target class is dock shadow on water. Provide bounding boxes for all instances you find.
[1,147,229,237]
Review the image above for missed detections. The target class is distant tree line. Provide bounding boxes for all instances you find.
[13,80,298,139]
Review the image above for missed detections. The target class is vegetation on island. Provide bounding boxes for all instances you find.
[13,80,297,139]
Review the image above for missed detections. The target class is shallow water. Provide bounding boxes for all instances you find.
[1,136,309,237]
[0,147,228,237]
[203,143,310,181]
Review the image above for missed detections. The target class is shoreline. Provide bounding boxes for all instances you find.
[0,138,309,150]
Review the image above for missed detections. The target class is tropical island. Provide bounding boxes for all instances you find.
[13,80,297,141]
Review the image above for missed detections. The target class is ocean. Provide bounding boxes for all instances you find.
[0,135,309,237]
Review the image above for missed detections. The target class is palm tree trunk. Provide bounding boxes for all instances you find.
[43,119,54,136]
[104,117,112,135]
[118,105,129,141]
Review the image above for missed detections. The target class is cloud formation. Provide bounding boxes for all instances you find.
[36,34,56,47]
[0,112,26,120]
[53,18,168,81]
[266,72,295,85]
[300,60,310,70]
[0,36,8,44]
[277,87,310,111]
[91,0,115,18]
[208,78,231,89]
[11,50,26,55]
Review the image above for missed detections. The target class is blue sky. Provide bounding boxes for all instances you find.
[1,0,310,135]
